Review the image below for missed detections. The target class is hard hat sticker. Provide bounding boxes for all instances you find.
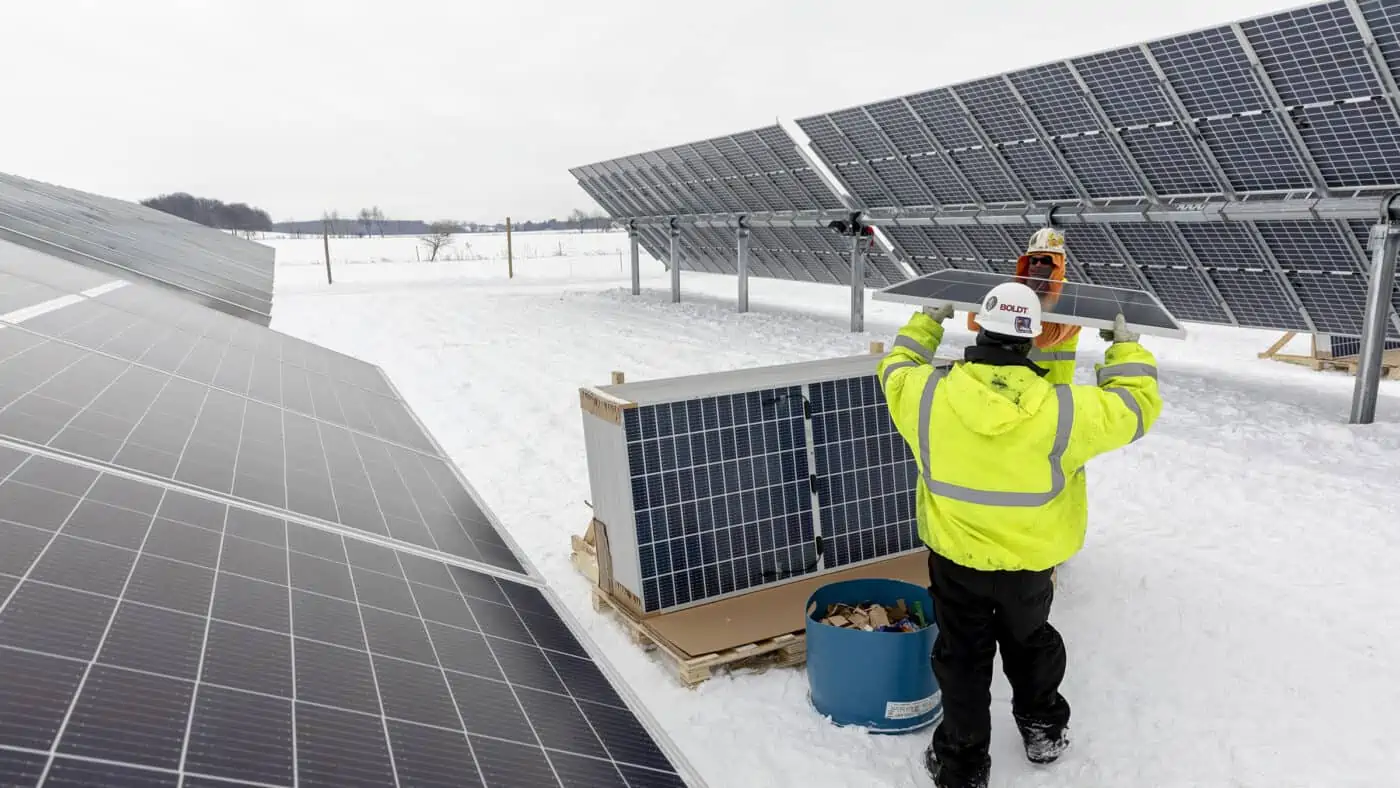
[1015,315,1032,334]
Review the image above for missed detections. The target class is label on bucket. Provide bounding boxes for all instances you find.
[885,691,941,720]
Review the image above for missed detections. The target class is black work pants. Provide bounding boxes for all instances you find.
[926,549,1070,781]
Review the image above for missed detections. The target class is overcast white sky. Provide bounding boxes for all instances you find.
[2,0,1298,223]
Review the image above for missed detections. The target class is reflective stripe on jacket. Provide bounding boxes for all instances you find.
[1027,330,1080,385]
[878,310,1162,572]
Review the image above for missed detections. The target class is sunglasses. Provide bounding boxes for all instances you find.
[1026,255,1057,267]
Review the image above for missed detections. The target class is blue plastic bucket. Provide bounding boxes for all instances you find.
[804,577,942,734]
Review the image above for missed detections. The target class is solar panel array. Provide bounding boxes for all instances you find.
[570,126,908,287]
[570,126,845,219]
[796,0,1400,338]
[571,0,1400,341]
[0,171,276,327]
[0,232,699,784]
[590,357,919,615]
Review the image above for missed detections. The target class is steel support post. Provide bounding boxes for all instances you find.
[736,225,751,313]
[1350,222,1399,424]
[850,233,865,333]
[668,221,681,303]
[628,229,640,296]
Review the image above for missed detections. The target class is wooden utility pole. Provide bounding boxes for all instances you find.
[322,220,333,284]
[506,217,514,278]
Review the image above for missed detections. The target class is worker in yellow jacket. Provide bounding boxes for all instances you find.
[967,227,1080,383]
[879,281,1162,788]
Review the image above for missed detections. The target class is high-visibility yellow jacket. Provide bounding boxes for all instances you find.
[1028,330,1080,385]
[879,311,1162,572]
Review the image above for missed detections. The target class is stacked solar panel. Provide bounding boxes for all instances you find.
[624,386,813,611]
[808,375,920,570]
[583,356,923,616]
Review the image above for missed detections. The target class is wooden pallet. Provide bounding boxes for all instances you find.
[569,523,601,585]
[570,523,808,687]
[1314,356,1400,379]
[1259,331,1400,378]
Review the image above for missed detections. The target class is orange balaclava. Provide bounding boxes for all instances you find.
[966,227,1081,348]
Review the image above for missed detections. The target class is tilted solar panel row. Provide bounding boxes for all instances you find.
[0,171,277,327]
[633,223,907,289]
[794,0,1400,336]
[0,228,704,786]
[569,0,1400,340]
[801,1,1400,204]
[0,440,694,788]
[570,125,845,220]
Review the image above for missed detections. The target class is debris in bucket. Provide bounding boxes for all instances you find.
[820,599,929,632]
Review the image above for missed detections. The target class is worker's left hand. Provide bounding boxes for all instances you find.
[922,303,954,323]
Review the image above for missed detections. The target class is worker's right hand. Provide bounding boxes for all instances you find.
[921,303,954,323]
[1098,313,1140,344]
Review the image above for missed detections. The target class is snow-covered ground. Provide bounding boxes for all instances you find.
[266,230,1400,788]
[268,228,629,275]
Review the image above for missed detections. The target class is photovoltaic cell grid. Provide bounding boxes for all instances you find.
[0,321,522,574]
[0,237,524,574]
[616,372,924,614]
[572,126,844,220]
[792,0,1400,337]
[808,376,919,570]
[621,389,816,612]
[8,280,438,454]
[0,441,689,788]
[800,1,1400,206]
[569,126,914,286]
[0,171,275,327]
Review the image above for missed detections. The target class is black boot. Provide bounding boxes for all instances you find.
[923,743,989,788]
[1014,714,1070,764]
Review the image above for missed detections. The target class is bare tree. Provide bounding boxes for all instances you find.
[358,208,374,237]
[419,220,460,261]
[371,205,385,236]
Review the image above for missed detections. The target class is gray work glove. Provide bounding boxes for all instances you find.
[922,303,954,323]
[1098,313,1140,344]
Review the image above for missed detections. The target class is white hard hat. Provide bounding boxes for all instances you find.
[975,281,1042,339]
[1025,227,1066,256]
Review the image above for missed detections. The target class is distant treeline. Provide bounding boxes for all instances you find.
[140,191,617,238]
[275,219,438,237]
[141,192,273,233]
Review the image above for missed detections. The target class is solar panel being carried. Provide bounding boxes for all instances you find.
[0,222,704,786]
[875,269,1188,339]
[0,171,276,327]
